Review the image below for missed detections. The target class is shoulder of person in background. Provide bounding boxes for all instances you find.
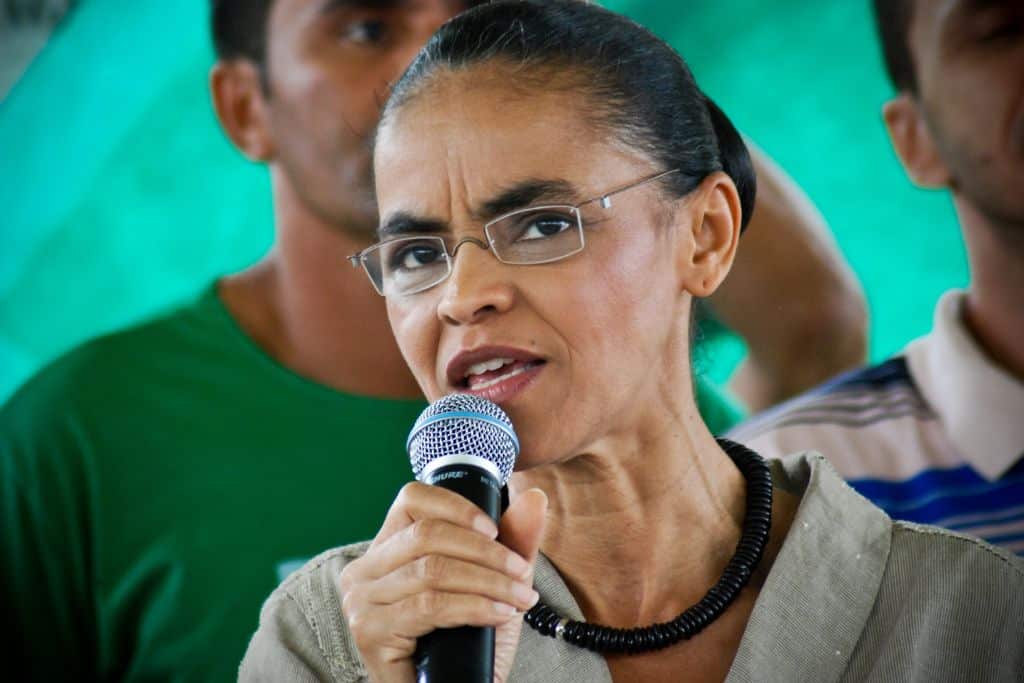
[0,286,221,680]
[730,291,1024,557]
[0,283,422,680]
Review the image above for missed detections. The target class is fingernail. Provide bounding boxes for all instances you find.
[493,601,517,616]
[474,516,499,538]
[506,553,531,577]
[512,583,536,605]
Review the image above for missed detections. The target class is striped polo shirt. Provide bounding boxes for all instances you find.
[730,291,1024,555]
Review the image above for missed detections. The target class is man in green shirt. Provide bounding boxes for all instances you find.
[1,1,864,680]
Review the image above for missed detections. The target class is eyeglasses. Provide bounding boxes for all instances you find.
[349,168,680,297]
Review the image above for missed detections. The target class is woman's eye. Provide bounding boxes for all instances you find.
[519,216,574,241]
[394,245,443,270]
[341,19,387,45]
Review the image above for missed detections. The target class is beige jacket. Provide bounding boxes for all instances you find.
[239,453,1024,681]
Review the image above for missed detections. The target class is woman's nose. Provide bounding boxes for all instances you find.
[436,240,515,326]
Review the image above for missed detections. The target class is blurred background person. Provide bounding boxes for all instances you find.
[0,0,869,679]
[733,0,1024,556]
[0,4,477,680]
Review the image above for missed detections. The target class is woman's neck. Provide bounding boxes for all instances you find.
[511,397,752,628]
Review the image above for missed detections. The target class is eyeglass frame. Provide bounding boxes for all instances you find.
[349,167,681,297]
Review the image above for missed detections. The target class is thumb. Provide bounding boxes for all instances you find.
[498,488,548,563]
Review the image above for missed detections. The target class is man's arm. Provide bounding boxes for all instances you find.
[709,143,868,412]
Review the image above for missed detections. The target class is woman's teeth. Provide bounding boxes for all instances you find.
[467,363,533,390]
[466,358,515,377]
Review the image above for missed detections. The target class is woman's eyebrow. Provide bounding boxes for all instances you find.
[377,179,578,239]
[476,179,579,221]
[377,212,448,240]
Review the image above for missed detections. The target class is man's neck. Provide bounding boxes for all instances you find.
[958,200,1024,383]
[219,176,423,400]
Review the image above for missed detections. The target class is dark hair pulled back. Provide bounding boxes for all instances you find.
[384,0,756,232]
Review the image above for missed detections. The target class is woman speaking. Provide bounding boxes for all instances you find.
[240,2,1023,680]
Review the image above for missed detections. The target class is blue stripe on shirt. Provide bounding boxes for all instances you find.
[850,465,1024,554]
[736,357,921,438]
[807,357,914,397]
[852,465,1011,506]
[986,529,1024,548]
[943,507,1024,534]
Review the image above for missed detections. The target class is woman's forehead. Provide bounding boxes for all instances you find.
[374,75,640,216]
[381,76,596,157]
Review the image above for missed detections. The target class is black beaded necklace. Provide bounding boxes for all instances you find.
[523,438,773,655]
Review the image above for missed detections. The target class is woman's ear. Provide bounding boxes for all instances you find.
[675,172,742,298]
[882,94,951,189]
[210,60,276,162]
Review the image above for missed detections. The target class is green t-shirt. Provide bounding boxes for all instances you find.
[0,283,742,681]
[1,285,425,680]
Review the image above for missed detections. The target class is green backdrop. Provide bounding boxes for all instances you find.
[0,0,968,403]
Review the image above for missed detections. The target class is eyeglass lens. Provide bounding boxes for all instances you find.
[365,206,584,295]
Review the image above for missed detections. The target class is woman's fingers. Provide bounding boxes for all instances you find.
[345,589,526,674]
[362,554,539,611]
[360,517,531,580]
[394,518,524,577]
[339,483,547,683]
[350,590,525,650]
[373,482,498,548]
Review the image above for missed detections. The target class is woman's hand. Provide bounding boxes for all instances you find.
[339,483,548,683]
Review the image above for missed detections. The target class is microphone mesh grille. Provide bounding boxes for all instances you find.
[408,394,518,485]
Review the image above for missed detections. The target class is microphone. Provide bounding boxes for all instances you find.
[406,394,520,683]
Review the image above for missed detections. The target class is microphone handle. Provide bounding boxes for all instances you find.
[415,461,503,683]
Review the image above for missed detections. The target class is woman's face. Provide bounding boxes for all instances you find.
[374,70,712,467]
